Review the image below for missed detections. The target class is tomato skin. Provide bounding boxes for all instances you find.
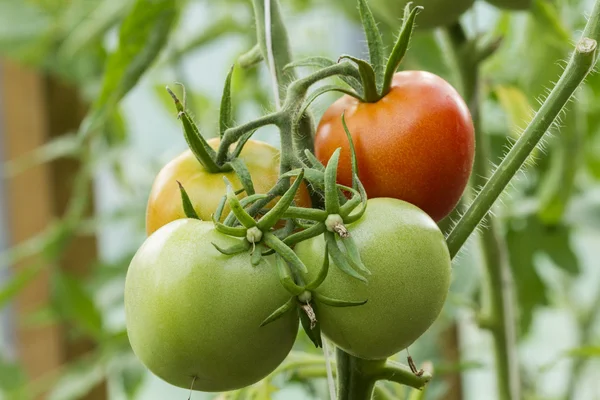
[484,0,531,10]
[125,219,299,391]
[315,71,474,222]
[370,0,475,30]
[146,138,312,235]
[295,198,451,360]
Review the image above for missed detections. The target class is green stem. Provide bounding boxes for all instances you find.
[251,0,296,104]
[336,349,380,400]
[374,359,432,389]
[446,19,599,258]
[445,23,520,400]
[217,112,283,164]
[335,349,431,400]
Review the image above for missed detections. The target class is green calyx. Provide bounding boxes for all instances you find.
[212,172,312,272]
[319,1,422,104]
[261,248,368,349]
[166,70,262,201]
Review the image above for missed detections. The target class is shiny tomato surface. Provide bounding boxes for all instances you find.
[315,71,475,221]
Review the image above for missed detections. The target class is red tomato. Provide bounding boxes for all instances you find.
[314,71,475,222]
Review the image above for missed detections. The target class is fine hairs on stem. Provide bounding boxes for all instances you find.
[264,0,281,109]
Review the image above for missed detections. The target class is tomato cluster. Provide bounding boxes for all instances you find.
[125,1,473,394]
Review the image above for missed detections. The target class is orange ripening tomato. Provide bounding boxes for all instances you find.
[146,138,312,235]
[314,71,475,222]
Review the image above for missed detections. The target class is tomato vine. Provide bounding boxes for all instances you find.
[121,0,600,399]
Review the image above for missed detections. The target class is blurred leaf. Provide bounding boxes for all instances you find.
[109,352,146,398]
[92,0,179,119]
[506,216,580,333]
[52,271,103,339]
[0,263,44,310]
[0,225,61,270]
[530,0,572,43]
[120,364,145,398]
[565,346,600,358]
[57,0,131,59]
[105,109,128,146]
[0,357,26,392]
[0,1,52,65]
[164,16,248,64]
[3,134,81,178]
[403,31,451,80]
[520,3,570,102]
[494,85,534,134]
[47,354,104,400]
[152,84,215,134]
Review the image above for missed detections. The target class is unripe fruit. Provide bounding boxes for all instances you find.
[296,198,452,359]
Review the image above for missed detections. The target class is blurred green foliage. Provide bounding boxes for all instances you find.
[0,0,599,399]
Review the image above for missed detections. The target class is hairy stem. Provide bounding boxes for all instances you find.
[445,23,520,400]
[251,0,316,170]
[251,0,295,103]
[446,8,600,257]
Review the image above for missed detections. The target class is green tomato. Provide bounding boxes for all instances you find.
[370,0,475,30]
[125,219,299,392]
[484,0,531,10]
[295,198,451,360]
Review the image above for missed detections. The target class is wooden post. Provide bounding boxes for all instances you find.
[1,61,105,398]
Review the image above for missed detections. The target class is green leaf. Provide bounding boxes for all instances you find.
[257,170,305,231]
[306,243,330,291]
[325,232,367,284]
[339,55,379,102]
[283,222,327,247]
[494,85,535,136]
[178,110,221,173]
[219,66,235,139]
[314,293,367,308]
[382,4,421,96]
[506,216,580,333]
[357,0,385,89]
[52,272,103,339]
[229,158,256,196]
[565,346,600,358]
[57,0,131,59]
[212,240,250,255]
[93,0,178,114]
[3,134,81,178]
[260,297,295,327]
[226,181,257,228]
[304,150,325,172]
[176,181,200,220]
[0,263,44,310]
[118,357,146,398]
[299,303,322,348]
[324,149,342,215]
[263,233,308,274]
[276,256,304,296]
